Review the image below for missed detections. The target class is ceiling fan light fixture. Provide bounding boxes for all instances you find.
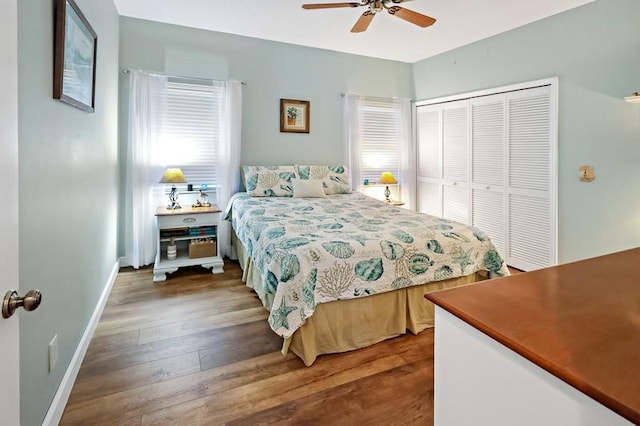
[303,0,436,32]
[624,92,640,103]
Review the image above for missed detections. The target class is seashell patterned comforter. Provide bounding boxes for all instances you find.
[227,192,509,338]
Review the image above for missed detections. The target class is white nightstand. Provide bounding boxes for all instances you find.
[153,205,224,282]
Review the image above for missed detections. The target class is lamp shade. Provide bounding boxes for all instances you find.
[159,168,187,184]
[379,171,397,184]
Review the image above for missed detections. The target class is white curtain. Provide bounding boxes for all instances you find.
[396,97,415,210]
[124,71,168,268]
[343,94,363,191]
[216,80,243,260]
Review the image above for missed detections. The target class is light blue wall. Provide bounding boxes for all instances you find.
[413,0,640,263]
[118,17,413,255]
[119,18,413,167]
[17,0,120,424]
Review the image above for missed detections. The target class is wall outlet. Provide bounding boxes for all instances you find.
[48,334,58,373]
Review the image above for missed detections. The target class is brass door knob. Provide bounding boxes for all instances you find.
[2,290,42,319]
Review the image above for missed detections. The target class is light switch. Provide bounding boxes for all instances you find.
[579,165,595,182]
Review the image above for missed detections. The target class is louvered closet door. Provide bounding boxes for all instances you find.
[443,184,469,224]
[442,100,470,223]
[416,105,443,217]
[417,181,442,217]
[507,86,554,271]
[470,94,506,257]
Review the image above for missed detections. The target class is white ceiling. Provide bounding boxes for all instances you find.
[113,0,594,63]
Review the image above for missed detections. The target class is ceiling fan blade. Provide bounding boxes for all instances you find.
[302,2,361,9]
[351,10,375,33]
[387,6,436,27]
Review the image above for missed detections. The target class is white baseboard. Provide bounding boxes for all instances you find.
[118,256,130,268]
[42,260,120,426]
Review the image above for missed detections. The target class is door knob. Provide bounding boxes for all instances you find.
[2,290,42,319]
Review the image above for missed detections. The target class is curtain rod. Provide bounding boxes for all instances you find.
[340,92,413,102]
[121,68,246,85]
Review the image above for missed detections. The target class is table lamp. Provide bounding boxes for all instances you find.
[159,167,187,209]
[379,171,397,202]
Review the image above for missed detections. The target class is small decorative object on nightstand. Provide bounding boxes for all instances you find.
[167,238,177,260]
[192,190,211,208]
[159,167,187,209]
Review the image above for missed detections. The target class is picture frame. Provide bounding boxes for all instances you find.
[53,0,98,113]
[280,99,310,133]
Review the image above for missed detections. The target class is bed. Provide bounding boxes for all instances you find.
[226,166,509,366]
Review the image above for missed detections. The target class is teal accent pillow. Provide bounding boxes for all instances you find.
[242,165,297,197]
[295,165,351,195]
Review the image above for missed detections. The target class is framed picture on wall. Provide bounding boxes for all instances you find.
[53,0,98,112]
[280,99,310,133]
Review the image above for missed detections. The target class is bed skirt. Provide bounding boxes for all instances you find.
[233,230,488,366]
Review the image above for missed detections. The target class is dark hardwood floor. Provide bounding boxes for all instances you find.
[60,261,438,426]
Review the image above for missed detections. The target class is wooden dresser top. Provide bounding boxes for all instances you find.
[426,248,640,424]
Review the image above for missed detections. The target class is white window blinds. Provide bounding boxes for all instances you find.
[159,78,225,189]
[357,98,402,183]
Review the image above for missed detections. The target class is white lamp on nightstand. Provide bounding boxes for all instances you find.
[159,167,187,209]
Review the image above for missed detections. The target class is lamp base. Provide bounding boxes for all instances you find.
[167,186,181,209]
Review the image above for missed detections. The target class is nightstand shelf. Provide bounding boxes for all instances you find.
[153,205,224,282]
[158,234,215,243]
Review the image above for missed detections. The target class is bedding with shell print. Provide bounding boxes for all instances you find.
[228,192,508,338]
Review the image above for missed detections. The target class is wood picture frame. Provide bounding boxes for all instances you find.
[280,99,310,133]
[53,0,98,112]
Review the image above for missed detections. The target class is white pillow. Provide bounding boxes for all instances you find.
[292,178,326,198]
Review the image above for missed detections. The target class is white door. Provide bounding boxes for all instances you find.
[0,0,21,424]
[416,100,470,223]
[470,93,507,258]
[441,101,470,223]
[506,86,555,271]
[416,104,442,217]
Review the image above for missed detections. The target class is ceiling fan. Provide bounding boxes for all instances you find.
[302,0,436,33]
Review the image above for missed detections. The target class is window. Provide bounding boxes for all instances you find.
[356,97,402,184]
[158,78,226,189]
[125,70,242,267]
[344,94,413,207]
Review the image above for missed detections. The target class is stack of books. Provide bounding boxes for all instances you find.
[188,226,216,237]
[160,228,189,238]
